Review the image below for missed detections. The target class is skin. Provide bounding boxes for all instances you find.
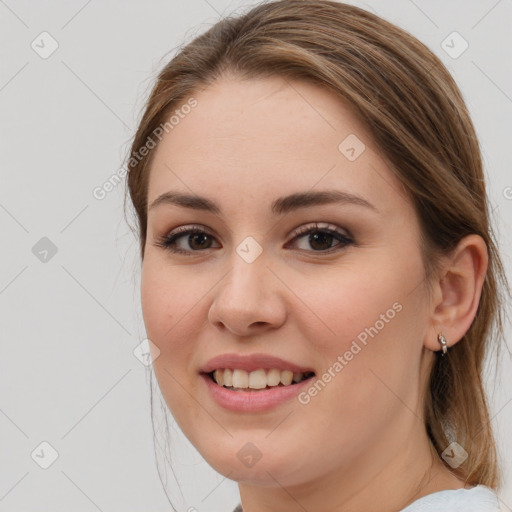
[140,74,488,512]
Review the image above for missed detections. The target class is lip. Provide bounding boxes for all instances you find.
[200,372,316,412]
[200,353,315,374]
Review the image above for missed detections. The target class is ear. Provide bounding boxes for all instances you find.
[425,234,489,353]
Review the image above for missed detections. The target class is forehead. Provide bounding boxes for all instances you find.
[147,75,410,219]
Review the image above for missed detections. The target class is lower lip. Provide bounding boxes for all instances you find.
[200,373,315,412]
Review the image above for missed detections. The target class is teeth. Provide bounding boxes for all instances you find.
[267,368,281,386]
[214,369,224,386]
[248,369,267,389]
[280,370,293,386]
[212,368,312,390]
[232,369,249,388]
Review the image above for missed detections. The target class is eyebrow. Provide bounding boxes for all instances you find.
[148,190,378,215]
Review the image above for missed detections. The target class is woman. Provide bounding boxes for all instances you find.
[125,1,509,510]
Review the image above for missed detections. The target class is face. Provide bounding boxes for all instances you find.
[141,75,433,489]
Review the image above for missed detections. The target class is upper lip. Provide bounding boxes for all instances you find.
[200,353,315,374]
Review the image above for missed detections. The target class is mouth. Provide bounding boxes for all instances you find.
[204,368,316,392]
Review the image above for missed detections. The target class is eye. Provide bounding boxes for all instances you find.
[154,222,353,255]
[286,222,353,253]
[154,225,219,255]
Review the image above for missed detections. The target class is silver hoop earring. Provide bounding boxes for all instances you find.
[438,333,448,356]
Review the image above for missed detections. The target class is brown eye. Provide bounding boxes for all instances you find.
[187,232,213,250]
[155,222,353,256]
[155,226,220,255]
[288,223,353,253]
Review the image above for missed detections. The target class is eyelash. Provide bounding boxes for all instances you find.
[154,223,354,256]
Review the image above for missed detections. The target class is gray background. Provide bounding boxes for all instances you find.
[0,0,511,511]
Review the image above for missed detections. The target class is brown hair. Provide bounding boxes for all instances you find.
[125,0,509,488]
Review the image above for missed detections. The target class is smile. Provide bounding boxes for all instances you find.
[210,368,313,390]
[201,369,316,412]
[210,368,315,390]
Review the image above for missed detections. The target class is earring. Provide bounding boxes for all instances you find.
[438,333,448,356]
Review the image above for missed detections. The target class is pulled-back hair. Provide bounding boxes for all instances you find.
[125,0,509,488]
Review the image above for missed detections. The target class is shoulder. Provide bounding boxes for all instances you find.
[400,485,501,512]
[232,486,501,512]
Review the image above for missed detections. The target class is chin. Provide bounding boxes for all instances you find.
[197,438,309,487]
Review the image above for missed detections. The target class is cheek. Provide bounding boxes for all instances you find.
[291,262,408,354]
[141,254,191,337]
[141,260,204,424]
[293,255,426,410]
[141,258,192,365]
[140,256,216,381]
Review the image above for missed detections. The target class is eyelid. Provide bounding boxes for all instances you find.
[289,222,351,239]
[155,222,353,255]
[285,222,353,253]
[155,224,219,255]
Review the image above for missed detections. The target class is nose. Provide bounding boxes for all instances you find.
[207,254,287,337]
